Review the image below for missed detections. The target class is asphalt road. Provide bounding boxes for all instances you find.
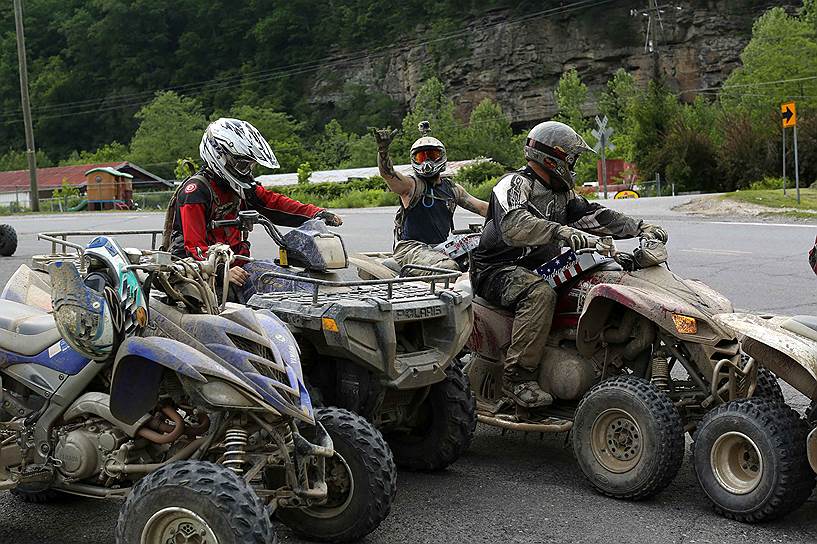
[1,196,816,544]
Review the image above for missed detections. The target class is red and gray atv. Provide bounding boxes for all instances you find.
[462,238,781,500]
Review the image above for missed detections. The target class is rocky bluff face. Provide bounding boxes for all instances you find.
[309,0,796,125]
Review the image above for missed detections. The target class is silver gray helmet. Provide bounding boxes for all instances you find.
[199,118,280,195]
[410,121,447,178]
[524,121,593,191]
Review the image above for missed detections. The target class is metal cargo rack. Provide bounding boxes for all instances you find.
[34,229,164,272]
[258,264,463,305]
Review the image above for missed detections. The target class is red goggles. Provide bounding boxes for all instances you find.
[413,149,442,163]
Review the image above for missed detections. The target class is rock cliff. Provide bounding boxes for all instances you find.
[310,1,797,125]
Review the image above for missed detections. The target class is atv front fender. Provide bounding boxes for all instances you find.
[714,313,817,400]
[109,336,211,424]
[577,284,735,358]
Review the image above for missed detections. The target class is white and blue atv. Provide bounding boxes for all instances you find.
[0,232,396,544]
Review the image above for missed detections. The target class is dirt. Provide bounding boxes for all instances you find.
[675,194,817,220]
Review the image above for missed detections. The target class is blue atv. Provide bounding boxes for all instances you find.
[0,232,396,543]
[211,210,476,472]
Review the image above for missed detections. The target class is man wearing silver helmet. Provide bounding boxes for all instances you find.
[374,121,488,272]
[165,118,342,293]
[470,121,667,409]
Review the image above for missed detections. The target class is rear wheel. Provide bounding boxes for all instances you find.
[693,398,815,522]
[385,365,476,471]
[116,460,275,544]
[0,224,17,257]
[276,407,396,543]
[573,375,685,500]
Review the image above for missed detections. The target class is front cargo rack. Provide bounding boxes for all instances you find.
[258,264,462,305]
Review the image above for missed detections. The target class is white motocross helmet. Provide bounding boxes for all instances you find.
[410,121,447,178]
[199,118,280,195]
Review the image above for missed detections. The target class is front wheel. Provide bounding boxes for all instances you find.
[276,407,396,543]
[115,460,275,544]
[0,224,17,257]
[693,398,815,522]
[573,375,685,500]
[385,365,476,471]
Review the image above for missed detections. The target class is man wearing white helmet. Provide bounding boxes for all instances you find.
[165,118,342,291]
[470,121,667,409]
[374,121,488,273]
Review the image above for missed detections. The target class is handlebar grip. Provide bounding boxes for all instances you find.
[212,219,239,228]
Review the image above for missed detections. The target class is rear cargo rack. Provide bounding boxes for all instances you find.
[258,265,461,304]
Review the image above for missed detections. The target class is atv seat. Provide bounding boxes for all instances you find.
[782,316,817,343]
[382,258,402,273]
[0,300,60,356]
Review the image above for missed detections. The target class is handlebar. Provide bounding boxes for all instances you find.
[210,210,287,247]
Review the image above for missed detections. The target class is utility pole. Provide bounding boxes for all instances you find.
[13,0,39,212]
[630,2,683,80]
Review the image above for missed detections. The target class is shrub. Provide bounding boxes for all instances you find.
[749,177,786,190]
[297,162,313,184]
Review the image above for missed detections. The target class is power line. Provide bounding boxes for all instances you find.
[0,0,618,120]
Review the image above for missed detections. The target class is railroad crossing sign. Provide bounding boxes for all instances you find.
[781,101,797,128]
[591,116,615,153]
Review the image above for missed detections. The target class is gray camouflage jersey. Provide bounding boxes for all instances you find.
[470,166,641,294]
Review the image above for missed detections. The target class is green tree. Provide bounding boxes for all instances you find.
[0,149,51,171]
[554,69,590,133]
[60,142,129,166]
[392,77,464,161]
[226,104,309,173]
[128,92,206,178]
[627,81,680,180]
[462,98,520,166]
[722,7,817,113]
[314,119,353,169]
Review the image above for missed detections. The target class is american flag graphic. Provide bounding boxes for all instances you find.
[536,250,605,288]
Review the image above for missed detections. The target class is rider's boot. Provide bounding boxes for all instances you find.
[503,371,553,409]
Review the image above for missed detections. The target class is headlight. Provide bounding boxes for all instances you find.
[200,381,257,408]
[672,313,698,335]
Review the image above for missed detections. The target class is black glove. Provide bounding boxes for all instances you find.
[371,127,399,152]
[315,210,343,226]
[640,223,668,243]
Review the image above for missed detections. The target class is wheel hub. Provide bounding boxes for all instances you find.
[710,431,763,495]
[302,452,356,519]
[591,409,643,473]
[141,507,217,544]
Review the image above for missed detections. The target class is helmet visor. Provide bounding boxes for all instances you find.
[413,148,442,163]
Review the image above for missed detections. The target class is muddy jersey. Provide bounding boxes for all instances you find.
[168,173,322,260]
[471,166,640,292]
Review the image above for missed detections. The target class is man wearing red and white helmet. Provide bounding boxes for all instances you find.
[165,118,342,290]
[470,121,666,409]
[374,121,488,274]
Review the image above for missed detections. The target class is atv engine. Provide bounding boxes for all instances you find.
[54,421,127,481]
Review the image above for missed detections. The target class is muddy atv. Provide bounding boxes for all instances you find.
[687,312,817,522]
[350,224,481,279]
[463,238,778,500]
[208,211,477,471]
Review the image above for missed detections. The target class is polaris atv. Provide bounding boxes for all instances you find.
[9,231,397,543]
[217,210,477,471]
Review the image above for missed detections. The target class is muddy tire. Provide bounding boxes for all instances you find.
[692,398,815,522]
[0,224,17,257]
[385,365,476,471]
[115,460,275,544]
[573,375,684,500]
[752,367,785,404]
[277,407,396,543]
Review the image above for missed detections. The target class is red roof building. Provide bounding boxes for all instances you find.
[0,161,169,196]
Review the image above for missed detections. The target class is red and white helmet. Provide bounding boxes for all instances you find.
[199,118,279,194]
